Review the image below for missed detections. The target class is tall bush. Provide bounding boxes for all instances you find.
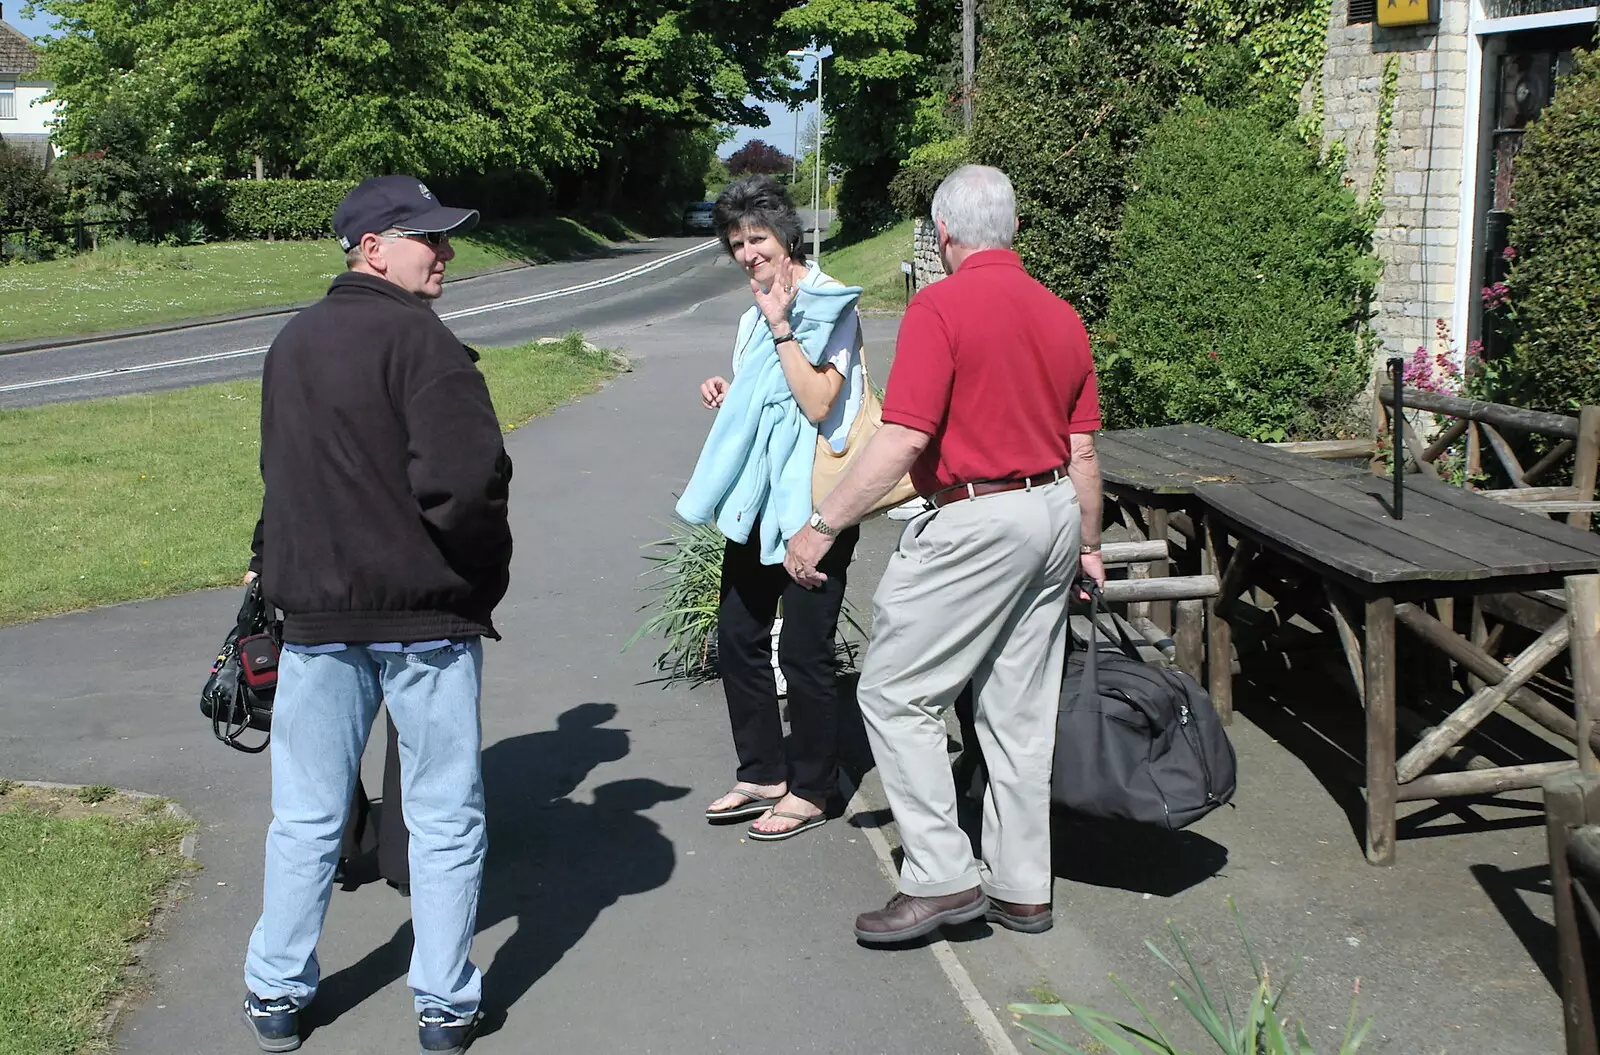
[217,180,358,241]
[1097,99,1378,441]
[0,140,64,233]
[971,0,1193,323]
[1503,47,1600,413]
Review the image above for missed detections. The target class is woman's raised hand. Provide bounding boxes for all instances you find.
[751,258,799,329]
[700,376,730,410]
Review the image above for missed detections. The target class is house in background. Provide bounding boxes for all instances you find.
[1320,0,1597,366]
[0,2,58,167]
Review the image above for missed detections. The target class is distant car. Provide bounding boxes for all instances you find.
[682,201,716,235]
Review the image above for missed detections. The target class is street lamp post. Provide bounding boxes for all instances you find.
[787,47,823,262]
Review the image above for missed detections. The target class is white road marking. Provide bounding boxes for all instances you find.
[839,769,1025,1055]
[0,240,719,396]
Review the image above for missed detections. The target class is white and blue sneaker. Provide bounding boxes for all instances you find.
[418,1008,484,1053]
[241,992,301,1052]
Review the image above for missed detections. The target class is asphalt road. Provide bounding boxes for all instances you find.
[0,237,744,408]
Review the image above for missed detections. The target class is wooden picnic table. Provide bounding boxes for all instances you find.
[1196,471,1600,865]
[1096,425,1368,720]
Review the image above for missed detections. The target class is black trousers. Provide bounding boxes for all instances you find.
[718,523,859,810]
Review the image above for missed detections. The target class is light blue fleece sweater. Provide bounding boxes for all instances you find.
[675,268,863,564]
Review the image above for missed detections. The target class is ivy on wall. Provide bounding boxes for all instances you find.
[1364,55,1403,228]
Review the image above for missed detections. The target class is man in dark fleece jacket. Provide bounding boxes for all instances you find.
[239,176,510,1055]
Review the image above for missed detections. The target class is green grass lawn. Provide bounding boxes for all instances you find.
[0,215,638,345]
[820,219,915,314]
[0,784,193,1055]
[0,336,619,625]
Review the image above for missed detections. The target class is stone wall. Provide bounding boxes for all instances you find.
[911,217,944,291]
[1320,0,1472,364]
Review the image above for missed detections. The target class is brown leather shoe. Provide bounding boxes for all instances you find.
[986,898,1053,934]
[854,887,988,944]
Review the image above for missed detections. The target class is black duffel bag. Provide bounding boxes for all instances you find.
[1052,586,1236,830]
[199,579,282,754]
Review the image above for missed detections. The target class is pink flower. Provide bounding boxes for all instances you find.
[1502,246,1517,262]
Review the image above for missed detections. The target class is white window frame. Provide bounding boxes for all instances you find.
[1451,1,1598,354]
[0,82,15,121]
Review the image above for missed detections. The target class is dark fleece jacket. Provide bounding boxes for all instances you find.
[250,271,513,645]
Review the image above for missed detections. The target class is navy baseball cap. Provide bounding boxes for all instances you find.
[332,175,480,250]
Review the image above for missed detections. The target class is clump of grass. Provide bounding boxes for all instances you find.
[625,516,865,685]
[627,517,727,683]
[1008,898,1373,1055]
[0,779,16,796]
[69,240,195,274]
[76,785,118,806]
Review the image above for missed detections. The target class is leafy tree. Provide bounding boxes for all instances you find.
[727,139,792,175]
[779,0,958,237]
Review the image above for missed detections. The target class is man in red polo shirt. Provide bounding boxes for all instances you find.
[785,164,1105,945]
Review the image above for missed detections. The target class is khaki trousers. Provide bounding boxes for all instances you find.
[858,477,1080,904]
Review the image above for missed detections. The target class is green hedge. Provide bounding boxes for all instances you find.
[1096,99,1378,441]
[1503,47,1600,413]
[216,180,357,240]
[970,0,1192,323]
[888,136,968,219]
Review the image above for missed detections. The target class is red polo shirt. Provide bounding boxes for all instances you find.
[882,249,1101,496]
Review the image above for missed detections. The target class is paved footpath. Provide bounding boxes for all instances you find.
[0,282,1569,1053]
[0,292,991,1054]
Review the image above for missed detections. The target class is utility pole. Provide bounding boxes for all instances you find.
[786,47,825,261]
[813,56,823,261]
[962,0,975,132]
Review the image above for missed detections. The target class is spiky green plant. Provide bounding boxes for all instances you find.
[1008,899,1373,1055]
[626,518,727,683]
[626,516,866,685]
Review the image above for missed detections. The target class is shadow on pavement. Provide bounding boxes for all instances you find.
[1471,861,1559,992]
[306,702,688,1039]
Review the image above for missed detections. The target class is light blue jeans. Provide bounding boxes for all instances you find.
[244,641,486,1016]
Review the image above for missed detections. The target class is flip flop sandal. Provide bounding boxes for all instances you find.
[746,809,827,842]
[705,788,781,823]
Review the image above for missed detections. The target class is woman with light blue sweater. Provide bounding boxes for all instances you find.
[678,175,864,842]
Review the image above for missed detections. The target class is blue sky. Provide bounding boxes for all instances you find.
[7,5,51,37]
[8,6,815,161]
[722,51,825,161]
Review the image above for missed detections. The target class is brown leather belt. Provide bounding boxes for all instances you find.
[928,465,1069,508]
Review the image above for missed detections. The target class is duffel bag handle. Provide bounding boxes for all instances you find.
[1079,578,1102,707]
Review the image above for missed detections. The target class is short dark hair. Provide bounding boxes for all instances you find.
[712,175,807,265]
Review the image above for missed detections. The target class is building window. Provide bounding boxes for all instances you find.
[0,84,14,121]
[1485,0,1600,17]
[1349,0,1377,23]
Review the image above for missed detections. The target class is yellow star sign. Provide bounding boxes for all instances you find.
[1378,0,1435,25]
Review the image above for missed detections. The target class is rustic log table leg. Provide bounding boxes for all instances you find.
[1149,508,1172,634]
[1569,574,1600,775]
[1546,769,1600,1055]
[1365,596,1398,866]
[1202,517,1234,724]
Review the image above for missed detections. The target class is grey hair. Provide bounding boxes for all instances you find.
[931,164,1017,250]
